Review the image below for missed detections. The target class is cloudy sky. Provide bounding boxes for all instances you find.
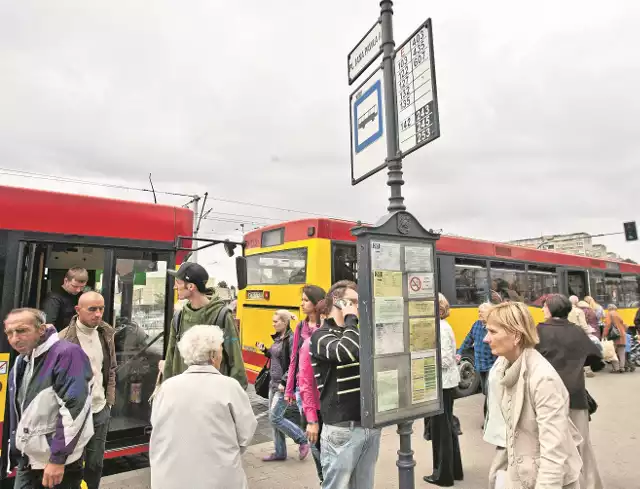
[2,0,640,282]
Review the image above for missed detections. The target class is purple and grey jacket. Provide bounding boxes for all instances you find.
[9,326,94,469]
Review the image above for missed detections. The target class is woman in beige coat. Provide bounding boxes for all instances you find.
[150,325,257,489]
[483,302,583,489]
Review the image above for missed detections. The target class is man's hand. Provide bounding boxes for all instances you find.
[42,463,65,488]
[158,360,165,371]
[306,422,319,444]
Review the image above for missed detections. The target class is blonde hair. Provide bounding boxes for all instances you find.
[438,293,450,319]
[584,296,600,310]
[274,309,292,326]
[486,302,539,348]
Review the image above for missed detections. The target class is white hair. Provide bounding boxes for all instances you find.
[177,325,224,366]
[569,295,579,305]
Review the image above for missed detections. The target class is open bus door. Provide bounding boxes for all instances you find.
[558,267,590,300]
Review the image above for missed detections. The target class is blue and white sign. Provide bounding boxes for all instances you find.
[350,68,388,185]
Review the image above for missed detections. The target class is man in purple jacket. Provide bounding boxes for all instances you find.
[5,308,94,489]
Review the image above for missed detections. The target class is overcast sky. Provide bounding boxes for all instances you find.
[2,0,640,283]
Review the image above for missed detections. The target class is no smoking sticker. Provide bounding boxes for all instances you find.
[407,273,434,298]
[0,361,7,375]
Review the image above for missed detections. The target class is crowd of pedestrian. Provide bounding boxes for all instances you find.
[4,261,639,489]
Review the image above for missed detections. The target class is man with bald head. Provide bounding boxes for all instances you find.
[59,291,116,489]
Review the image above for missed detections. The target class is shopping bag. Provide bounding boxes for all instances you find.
[601,339,616,362]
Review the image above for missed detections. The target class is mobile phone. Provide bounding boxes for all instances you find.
[335,299,352,310]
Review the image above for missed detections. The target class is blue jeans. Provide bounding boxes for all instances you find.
[320,424,381,489]
[269,389,308,457]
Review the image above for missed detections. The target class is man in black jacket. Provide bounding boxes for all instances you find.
[310,280,381,489]
[43,267,88,332]
[536,293,604,489]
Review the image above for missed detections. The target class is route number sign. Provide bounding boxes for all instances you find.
[394,19,440,156]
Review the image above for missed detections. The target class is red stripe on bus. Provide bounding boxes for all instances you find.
[242,349,267,369]
[104,444,149,459]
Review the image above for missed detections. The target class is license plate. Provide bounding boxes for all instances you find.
[247,290,264,300]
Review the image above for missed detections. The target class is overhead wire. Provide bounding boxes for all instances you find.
[1,166,360,223]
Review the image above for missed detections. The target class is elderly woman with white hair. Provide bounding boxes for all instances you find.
[150,325,257,489]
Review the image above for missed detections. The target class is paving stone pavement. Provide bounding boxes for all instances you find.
[100,370,639,489]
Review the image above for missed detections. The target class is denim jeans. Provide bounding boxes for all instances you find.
[320,424,381,489]
[268,389,308,458]
[84,405,111,489]
[14,458,84,489]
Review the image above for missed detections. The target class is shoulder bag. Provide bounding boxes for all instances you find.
[254,359,271,399]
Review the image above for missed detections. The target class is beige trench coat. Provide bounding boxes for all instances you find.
[149,365,257,489]
[494,349,583,489]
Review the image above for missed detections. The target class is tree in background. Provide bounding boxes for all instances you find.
[217,280,228,288]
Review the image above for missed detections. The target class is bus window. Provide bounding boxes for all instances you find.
[567,271,588,299]
[332,244,358,283]
[603,274,621,306]
[490,261,526,303]
[454,257,488,305]
[526,265,558,305]
[590,272,606,305]
[621,275,640,308]
[246,248,308,285]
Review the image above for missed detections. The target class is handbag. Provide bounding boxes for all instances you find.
[254,360,271,399]
[586,390,597,416]
[607,322,621,341]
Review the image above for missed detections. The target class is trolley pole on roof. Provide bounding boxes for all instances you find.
[192,196,200,264]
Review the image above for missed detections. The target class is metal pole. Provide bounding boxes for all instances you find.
[380,0,405,213]
[397,421,416,489]
[192,196,200,264]
[381,5,414,485]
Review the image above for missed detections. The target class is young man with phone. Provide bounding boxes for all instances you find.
[310,281,381,489]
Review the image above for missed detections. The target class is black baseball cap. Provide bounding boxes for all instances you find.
[168,262,209,292]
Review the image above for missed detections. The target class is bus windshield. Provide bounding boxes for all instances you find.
[246,248,307,285]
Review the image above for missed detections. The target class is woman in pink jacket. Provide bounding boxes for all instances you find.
[297,299,328,483]
[284,285,326,482]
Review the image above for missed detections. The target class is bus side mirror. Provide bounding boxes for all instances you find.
[236,256,247,290]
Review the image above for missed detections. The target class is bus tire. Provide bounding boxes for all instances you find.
[455,353,480,399]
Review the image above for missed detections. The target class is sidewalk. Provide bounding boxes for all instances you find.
[101,371,639,489]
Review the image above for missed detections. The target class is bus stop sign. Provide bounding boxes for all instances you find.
[352,211,443,428]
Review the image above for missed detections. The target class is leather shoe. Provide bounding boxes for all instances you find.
[423,475,453,487]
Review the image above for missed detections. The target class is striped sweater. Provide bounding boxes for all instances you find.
[309,315,361,424]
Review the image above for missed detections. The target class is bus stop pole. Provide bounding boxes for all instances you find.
[380,1,415,488]
[380,0,406,214]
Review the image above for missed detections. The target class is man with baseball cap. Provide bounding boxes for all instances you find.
[161,262,247,389]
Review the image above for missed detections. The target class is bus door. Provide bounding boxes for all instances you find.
[558,268,589,299]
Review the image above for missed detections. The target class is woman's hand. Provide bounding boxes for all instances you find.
[291,314,298,324]
[306,422,319,444]
[278,384,285,393]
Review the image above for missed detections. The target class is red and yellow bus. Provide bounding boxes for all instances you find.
[236,218,640,394]
[0,185,193,476]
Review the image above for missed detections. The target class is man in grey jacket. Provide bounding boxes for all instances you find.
[5,308,94,489]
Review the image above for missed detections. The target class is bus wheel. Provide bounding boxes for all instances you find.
[455,355,480,398]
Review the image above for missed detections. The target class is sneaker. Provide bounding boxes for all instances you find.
[299,443,310,460]
[262,453,287,462]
